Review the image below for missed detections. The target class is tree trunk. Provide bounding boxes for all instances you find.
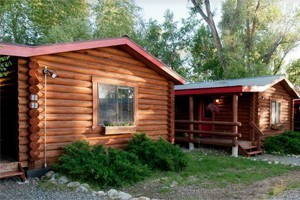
[191,0,226,73]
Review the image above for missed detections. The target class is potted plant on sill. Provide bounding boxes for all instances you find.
[101,121,136,135]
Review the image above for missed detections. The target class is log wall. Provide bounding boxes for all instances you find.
[27,46,173,168]
[258,82,293,136]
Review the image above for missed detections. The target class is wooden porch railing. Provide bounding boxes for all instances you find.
[249,121,264,151]
[175,120,242,146]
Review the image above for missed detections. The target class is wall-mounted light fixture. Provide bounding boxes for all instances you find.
[43,68,58,78]
[215,99,220,103]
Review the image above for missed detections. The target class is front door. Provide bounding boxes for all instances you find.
[199,97,213,131]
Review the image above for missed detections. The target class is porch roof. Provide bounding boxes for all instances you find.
[175,75,299,98]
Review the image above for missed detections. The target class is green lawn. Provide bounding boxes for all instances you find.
[148,150,300,188]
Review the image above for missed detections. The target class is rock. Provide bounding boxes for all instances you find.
[268,161,272,164]
[274,161,279,164]
[170,181,178,188]
[57,176,69,185]
[138,197,150,200]
[80,183,90,189]
[93,191,106,197]
[76,185,89,193]
[67,182,80,188]
[107,189,119,200]
[118,191,132,200]
[45,171,55,178]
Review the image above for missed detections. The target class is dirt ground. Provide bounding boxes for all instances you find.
[124,170,300,200]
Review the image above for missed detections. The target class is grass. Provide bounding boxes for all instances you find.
[145,150,300,189]
[268,181,300,197]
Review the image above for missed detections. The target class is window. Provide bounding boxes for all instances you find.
[97,83,134,125]
[271,101,281,124]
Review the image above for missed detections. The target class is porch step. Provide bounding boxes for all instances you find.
[247,150,263,156]
[238,144,263,157]
[0,162,26,181]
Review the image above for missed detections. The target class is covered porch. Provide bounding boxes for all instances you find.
[174,91,263,157]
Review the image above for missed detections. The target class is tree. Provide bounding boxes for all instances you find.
[138,10,188,78]
[191,0,300,79]
[191,0,226,72]
[286,59,300,86]
[93,0,141,39]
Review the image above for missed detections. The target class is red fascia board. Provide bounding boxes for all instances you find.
[175,86,244,96]
[0,38,185,84]
[295,99,300,105]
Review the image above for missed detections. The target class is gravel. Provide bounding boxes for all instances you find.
[250,154,300,166]
[0,178,101,200]
[271,189,300,200]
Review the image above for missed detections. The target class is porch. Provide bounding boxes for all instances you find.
[174,93,264,157]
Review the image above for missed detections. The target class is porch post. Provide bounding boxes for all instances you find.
[189,96,194,150]
[232,94,238,157]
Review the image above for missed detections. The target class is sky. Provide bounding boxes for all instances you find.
[135,0,300,65]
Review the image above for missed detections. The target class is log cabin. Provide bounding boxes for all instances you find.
[174,75,299,157]
[295,99,300,131]
[0,37,184,179]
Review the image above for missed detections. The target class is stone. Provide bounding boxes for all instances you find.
[138,197,150,200]
[94,191,106,197]
[67,181,80,188]
[80,183,90,189]
[170,181,178,188]
[45,171,55,178]
[57,176,69,184]
[274,161,279,164]
[268,161,272,164]
[107,189,119,200]
[118,191,132,200]
[76,185,89,193]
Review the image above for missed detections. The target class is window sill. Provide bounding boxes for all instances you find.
[100,125,136,135]
[271,124,283,130]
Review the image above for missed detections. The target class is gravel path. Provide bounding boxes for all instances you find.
[0,178,100,200]
[271,189,300,200]
[250,154,300,166]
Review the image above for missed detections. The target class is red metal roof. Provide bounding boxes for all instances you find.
[175,75,299,98]
[0,37,185,85]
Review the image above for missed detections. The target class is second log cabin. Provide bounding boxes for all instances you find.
[174,75,299,157]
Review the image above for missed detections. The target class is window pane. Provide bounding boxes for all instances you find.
[276,102,281,123]
[98,83,134,125]
[271,101,276,124]
[118,87,134,123]
[98,84,117,125]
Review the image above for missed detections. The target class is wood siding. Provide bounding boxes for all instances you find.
[258,82,293,136]
[25,47,173,168]
[18,58,30,167]
[213,94,251,140]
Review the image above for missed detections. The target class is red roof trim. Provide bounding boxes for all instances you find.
[0,37,185,84]
[175,86,244,95]
[295,99,300,105]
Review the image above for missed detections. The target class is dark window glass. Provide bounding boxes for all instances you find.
[98,83,134,125]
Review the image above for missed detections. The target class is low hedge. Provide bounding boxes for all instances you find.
[53,141,150,187]
[125,133,188,171]
[53,133,187,187]
[264,131,300,155]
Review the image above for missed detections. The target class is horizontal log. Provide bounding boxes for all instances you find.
[39,121,92,128]
[41,84,92,94]
[38,106,92,114]
[99,47,133,58]
[38,99,92,108]
[38,127,90,136]
[18,65,28,73]
[175,129,241,137]
[138,104,168,110]
[58,52,165,81]
[138,114,168,120]
[18,58,28,65]
[137,125,168,131]
[38,76,92,88]
[175,120,242,126]
[138,93,168,101]
[29,109,39,117]
[139,99,168,106]
[39,135,86,144]
[39,91,92,101]
[35,58,167,86]
[18,89,28,97]
[29,61,39,69]
[39,114,92,121]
